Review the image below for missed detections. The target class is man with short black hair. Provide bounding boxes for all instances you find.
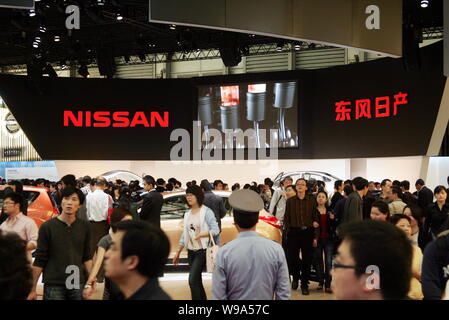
[213,180,224,191]
[416,179,434,213]
[342,177,369,224]
[28,187,92,300]
[330,180,344,211]
[155,178,166,193]
[212,189,290,300]
[331,220,413,300]
[140,175,163,228]
[370,200,390,221]
[81,176,92,196]
[400,180,418,206]
[104,220,171,300]
[376,179,392,203]
[200,179,226,244]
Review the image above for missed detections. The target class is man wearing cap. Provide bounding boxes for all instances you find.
[212,189,290,300]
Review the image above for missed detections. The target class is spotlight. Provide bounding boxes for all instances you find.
[116,13,123,21]
[170,24,177,30]
[29,10,36,17]
[32,42,39,48]
[35,37,41,43]
[294,43,301,51]
[54,35,60,42]
[97,0,105,5]
[39,26,47,33]
[421,0,429,8]
[78,65,90,78]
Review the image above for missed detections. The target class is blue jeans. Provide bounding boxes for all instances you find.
[187,249,207,300]
[43,285,83,300]
[313,238,335,288]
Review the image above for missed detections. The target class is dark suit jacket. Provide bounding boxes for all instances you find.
[418,187,434,216]
[342,191,364,224]
[203,191,226,231]
[126,278,171,300]
[140,190,163,227]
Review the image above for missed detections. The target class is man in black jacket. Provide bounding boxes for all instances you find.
[200,179,227,244]
[140,175,163,228]
[422,231,449,300]
[342,177,369,225]
[416,179,434,215]
[104,220,171,300]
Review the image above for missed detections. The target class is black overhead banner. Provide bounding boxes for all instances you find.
[0,42,445,160]
[0,77,194,160]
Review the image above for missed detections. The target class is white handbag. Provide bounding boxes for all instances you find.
[206,232,219,273]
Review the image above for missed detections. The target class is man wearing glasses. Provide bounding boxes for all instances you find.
[0,192,38,261]
[283,178,319,295]
[331,220,412,300]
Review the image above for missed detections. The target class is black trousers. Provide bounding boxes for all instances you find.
[286,227,314,288]
[89,220,110,256]
[187,249,207,300]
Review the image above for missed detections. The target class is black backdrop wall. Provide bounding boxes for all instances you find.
[0,42,445,160]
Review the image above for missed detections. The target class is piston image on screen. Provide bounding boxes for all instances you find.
[197,81,298,149]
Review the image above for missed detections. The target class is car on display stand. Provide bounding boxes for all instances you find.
[0,185,59,228]
[100,170,144,186]
[152,190,282,271]
[273,171,342,194]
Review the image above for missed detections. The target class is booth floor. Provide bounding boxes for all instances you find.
[36,273,334,300]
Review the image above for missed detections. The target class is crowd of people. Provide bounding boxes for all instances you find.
[1,173,449,301]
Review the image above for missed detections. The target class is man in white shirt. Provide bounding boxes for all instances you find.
[86,177,113,256]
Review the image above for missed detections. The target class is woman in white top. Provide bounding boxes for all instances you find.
[173,185,219,300]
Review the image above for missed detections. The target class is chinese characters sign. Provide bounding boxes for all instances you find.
[335,92,408,121]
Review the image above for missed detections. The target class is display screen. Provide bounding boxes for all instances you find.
[197,81,299,149]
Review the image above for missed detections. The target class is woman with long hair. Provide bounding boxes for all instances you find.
[313,190,336,293]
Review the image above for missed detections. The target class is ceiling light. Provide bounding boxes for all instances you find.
[39,26,47,33]
[170,24,176,30]
[116,14,123,21]
[421,0,429,8]
[54,36,60,42]
[29,10,36,17]
[294,43,301,51]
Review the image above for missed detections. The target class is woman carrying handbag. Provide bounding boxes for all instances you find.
[173,185,220,300]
